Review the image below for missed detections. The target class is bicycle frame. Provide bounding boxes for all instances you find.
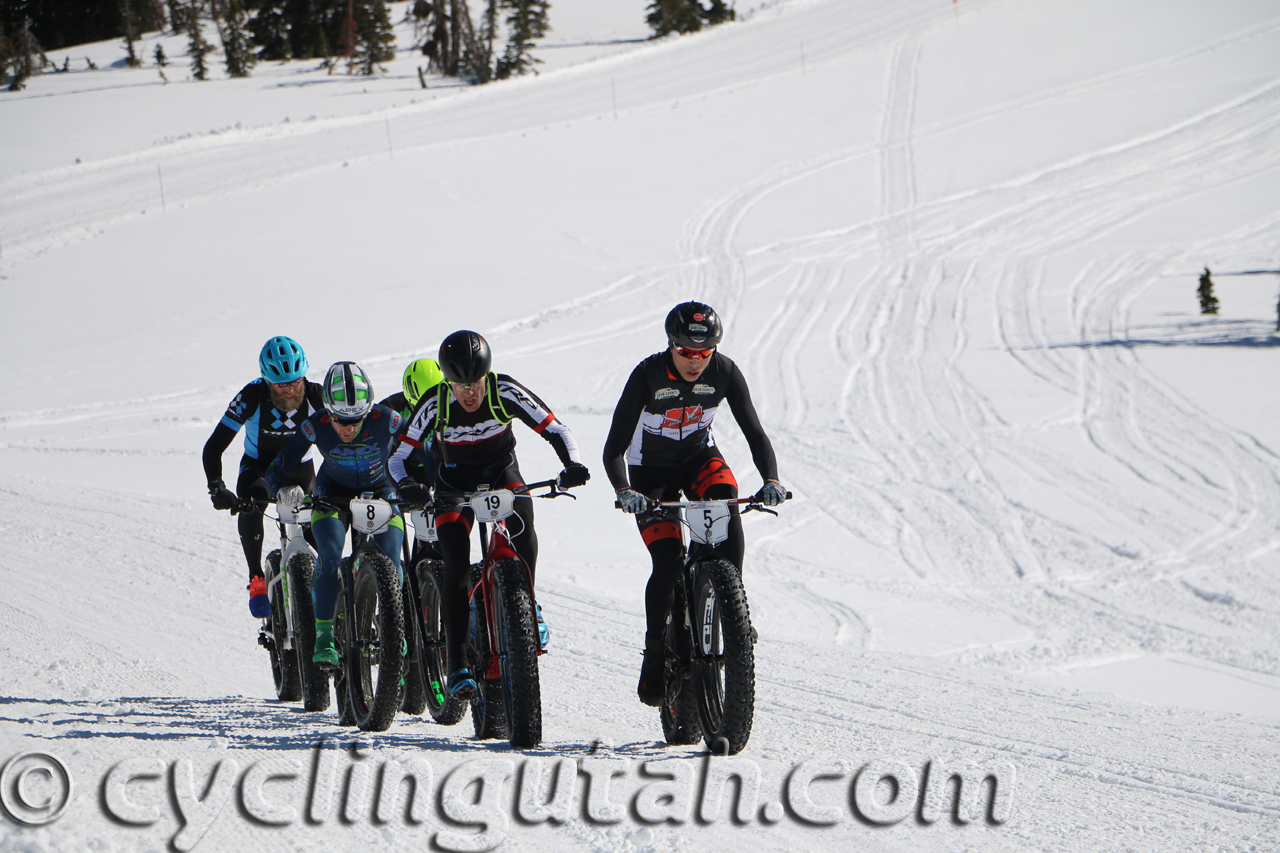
[262,502,314,653]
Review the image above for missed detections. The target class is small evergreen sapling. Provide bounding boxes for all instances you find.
[1197,267,1219,316]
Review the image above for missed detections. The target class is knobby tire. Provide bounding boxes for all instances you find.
[264,550,301,702]
[400,575,428,716]
[418,560,465,725]
[469,564,508,740]
[288,551,330,712]
[659,579,702,745]
[691,558,755,755]
[347,550,405,732]
[494,559,542,749]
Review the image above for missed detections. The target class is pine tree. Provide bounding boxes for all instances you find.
[459,0,494,82]
[494,0,547,79]
[646,0,701,37]
[248,1,291,60]
[154,42,168,65]
[353,0,394,75]
[7,17,46,91]
[219,0,253,76]
[702,0,733,26]
[1197,267,1219,315]
[187,0,210,79]
[120,0,142,66]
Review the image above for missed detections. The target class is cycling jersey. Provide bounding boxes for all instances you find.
[202,378,325,482]
[267,405,404,496]
[388,373,582,484]
[602,350,778,489]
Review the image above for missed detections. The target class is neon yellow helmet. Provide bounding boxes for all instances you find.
[402,358,445,407]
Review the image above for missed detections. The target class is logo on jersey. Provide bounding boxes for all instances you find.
[655,388,679,400]
[693,384,715,396]
[661,406,703,430]
[301,421,316,442]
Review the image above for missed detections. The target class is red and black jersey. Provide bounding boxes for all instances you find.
[388,373,582,482]
[602,350,778,490]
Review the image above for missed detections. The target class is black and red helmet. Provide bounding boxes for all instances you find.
[664,302,723,350]
[438,330,492,384]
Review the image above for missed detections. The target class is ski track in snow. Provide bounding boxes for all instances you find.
[4,1,1280,851]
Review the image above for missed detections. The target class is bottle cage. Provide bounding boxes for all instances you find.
[433,372,512,464]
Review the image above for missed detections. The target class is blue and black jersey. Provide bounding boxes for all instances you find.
[202,378,325,484]
[267,404,404,497]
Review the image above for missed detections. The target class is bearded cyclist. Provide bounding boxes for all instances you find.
[388,330,590,700]
[266,361,406,667]
[203,336,324,618]
[602,302,787,706]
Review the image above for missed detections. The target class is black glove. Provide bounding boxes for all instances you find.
[556,463,590,489]
[208,479,237,511]
[397,480,432,504]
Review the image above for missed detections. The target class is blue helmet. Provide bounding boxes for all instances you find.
[259,336,308,383]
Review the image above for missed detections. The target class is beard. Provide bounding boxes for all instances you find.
[269,385,304,412]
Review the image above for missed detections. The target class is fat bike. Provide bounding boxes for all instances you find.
[308,494,406,732]
[622,492,788,756]
[406,479,575,748]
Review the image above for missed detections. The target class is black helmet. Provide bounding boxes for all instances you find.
[438,330,492,384]
[665,301,722,349]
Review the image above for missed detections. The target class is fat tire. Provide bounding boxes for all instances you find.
[419,560,465,725]
[288,551,330,712]
[691,558,755,755]
[264,551,302,702]
[659,580,702,745]
[493,559,542,749]
[333,560,356,727]
[469,565,508,740]
[400,575,428,716]
[347,551,405,732]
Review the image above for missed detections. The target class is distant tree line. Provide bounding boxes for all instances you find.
[4,0,737,90]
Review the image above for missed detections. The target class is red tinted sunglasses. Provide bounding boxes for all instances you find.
[673,345,714,360]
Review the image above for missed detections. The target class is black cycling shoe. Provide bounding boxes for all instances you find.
[637,650,663,707]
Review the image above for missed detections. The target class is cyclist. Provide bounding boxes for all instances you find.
[388,330,590,700]
[379,357,446,422]
[379,358,446,569]
[266,361,406,667]
[602,302,787,706]
[203,336,324,618]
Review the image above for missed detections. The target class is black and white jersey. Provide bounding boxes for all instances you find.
[602,350,778,490]
[388,373,581,482]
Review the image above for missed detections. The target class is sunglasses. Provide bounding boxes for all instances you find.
[672,345,714,361]
[270,378,304,389]
[333,415,364,427]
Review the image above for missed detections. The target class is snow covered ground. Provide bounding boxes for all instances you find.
[2,0,1279,850]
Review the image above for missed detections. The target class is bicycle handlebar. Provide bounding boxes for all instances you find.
[612,491,793,512]
[396,478,579,513]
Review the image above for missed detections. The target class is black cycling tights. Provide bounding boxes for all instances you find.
[641,482,743,651]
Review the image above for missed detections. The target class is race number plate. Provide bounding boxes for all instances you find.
[686,501,731,545]
[470,489,515,522]
[350,498,394,535]
[410,510,439,543]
